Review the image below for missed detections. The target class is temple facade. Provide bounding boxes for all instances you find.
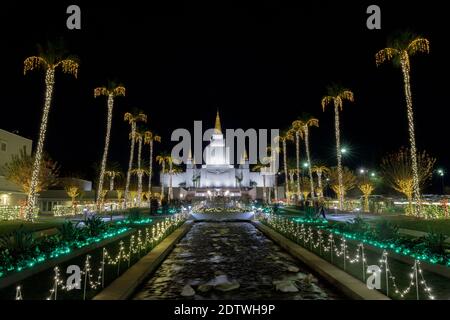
[160,112,275,199]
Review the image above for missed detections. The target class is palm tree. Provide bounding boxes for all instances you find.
[312,165,330,199]
[300,115,319,201]
[376,32,430,216]
[133,127,147,207]
[144,130,161,200]
[275,130,294,204]
[289,122,304,202]
[94,82,125,209]
[124,110,147,208]
[156,153,170,202]
[266,145,281,202]
[321,85,354,210]
[23,41,79,221]
[131,166,149,206]
[105,162,123,191]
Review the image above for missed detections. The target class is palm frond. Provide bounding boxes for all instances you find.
[375,48,399,66]
[407,38,430,56]
[55,59,79,78]
[23,56,49,75]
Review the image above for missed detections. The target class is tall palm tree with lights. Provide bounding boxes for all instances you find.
[298,114,319,201]
[312,164,330,199]
[144,130,161,200]
[23,41,79,221]
[133,127,147,207]
[266,146,281,202]
[289,122,304,202]
[376,32,430,216]
[252,160,271,203]
[321,85,354,210]
[275,130,294,204]
[156,153,171,202]
[105,161,123,191]
[124,110,147,208]
[94,82,125,209]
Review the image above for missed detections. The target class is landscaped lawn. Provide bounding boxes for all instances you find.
[0,217,66,236]
[371,215,450,236]
[276,206,450,236]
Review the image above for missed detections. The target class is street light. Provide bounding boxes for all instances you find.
[341,147,348,154]
[437,168,445,194]
[370,172,376,177]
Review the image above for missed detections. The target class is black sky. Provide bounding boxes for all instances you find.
[0,1,448,188]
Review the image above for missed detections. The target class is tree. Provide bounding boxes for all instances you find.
[328,166,357,204]
[289,122,304,201]
[104,161,122,191]
[3,150,59,195]
[275,130,294,203]
[376,32,430,215]
[312,164,330,199]
[358,175,375,212]
[381,147,435,216]
[156,153,169,202]
[23,40,78,220]
[144,130,161,201]
[252,160,271,203]
[321,85,354,210]
[65,186,80,215]
[300,114,319,200]
[94,81,125,209]
[123,110,147,208]
[133,127,147,207]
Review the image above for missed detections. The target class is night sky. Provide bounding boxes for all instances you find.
[0,1,448,190]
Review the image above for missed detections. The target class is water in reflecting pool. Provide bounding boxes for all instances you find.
[133,222,342,300]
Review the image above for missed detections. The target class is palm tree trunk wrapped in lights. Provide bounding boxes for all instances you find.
[321,85,354,211]
[94,84,126,211]
[282,140,289,203]
[303,125,316,200]
[125,121,136,208]
[144,130,161,206]
[312,165,329,200]
[23,43,79,221]
[124,111,147,208]
[376,32,430,216]
[137,134,143,207]
[295,132,302,201]
[168,159,174,201]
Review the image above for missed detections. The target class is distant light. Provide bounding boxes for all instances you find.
[303,162,309,168]
[371,172,376,177]
[359,168,365,174]
[341,148,348,154]
[437,169,444,176]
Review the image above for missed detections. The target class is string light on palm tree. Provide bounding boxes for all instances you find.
[312,165,329,199]
[124,110,147,208]
[133,128,147,207]
[24,41,79,221]
[94,82,126,210]
[290,121,304,202]
[275,131,294,204]
[321,85,354,210]
[144,130,161,203]
[376,32,430,216]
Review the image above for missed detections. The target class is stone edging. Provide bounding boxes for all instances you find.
[93,221,193,300]
[252,221,390,300]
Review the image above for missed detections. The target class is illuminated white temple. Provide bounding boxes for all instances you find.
[160,111,274,198]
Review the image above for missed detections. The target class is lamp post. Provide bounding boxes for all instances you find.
[437,169,445,194]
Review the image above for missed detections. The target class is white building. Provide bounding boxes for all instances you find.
[160,112,275,200]
[0,129,33,206]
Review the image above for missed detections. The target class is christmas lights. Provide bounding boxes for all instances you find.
[376,36,430,217]
[24,56,79,221]
[321,88,354,210]
[260,214,442,299]
[12,214,187,299]
[95,85,126,209]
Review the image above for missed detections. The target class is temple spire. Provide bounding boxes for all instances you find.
[214,110,222,134]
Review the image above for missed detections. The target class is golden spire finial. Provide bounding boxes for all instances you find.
[214,110,222,134]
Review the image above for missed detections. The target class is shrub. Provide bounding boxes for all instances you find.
[420,232,448,256]
[374,220,399,241]
[84,215,108,237]
[0,226,36,258]
[58,221,82,243]
[128,208,142,221]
